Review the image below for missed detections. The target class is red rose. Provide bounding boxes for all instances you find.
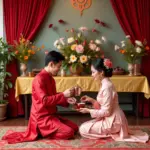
[83,40,86,46]
[58,19,65,24]
[92,28,97,32]
[66,29,69,32]
[100,21,106,27]
[75,40,78,44]
[48,24,53,28]
[94,19,100,24]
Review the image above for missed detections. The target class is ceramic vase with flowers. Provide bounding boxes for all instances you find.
[114,35,150,76]
[20,63,27,77]
[48,19,107,76]
[14,34,44,76]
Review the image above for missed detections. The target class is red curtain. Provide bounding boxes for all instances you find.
[111,0,150,117]
[3,0,52,117]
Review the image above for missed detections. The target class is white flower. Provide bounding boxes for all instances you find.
[54,40,59,47]
[114,45,120,51]
[79,27,88,32]
[131,54,134,57]
[57,45,62,50]
[67,37,75,44]
[135,40,143,46]
[59,38,65,45]
[121,43,125,47]
[136,47,142,53]
[121,41,125,44]
[77,33,81,38]
[126,35,130,38]
[95,39,102,44]
[80,55,88,63]
[101,36,106,42]
[70,55,77,63]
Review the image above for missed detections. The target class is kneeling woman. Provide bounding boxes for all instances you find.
[79,58,149,143]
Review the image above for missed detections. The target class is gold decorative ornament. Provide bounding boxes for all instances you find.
[70,0,92,16]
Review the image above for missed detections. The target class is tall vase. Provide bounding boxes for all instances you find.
[134,64,141,76]
[128,63,134,76]
[20,63,27,76]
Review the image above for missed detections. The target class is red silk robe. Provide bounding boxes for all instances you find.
[2,69,78,143]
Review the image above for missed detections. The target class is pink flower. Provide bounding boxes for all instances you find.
[104,59,113,69]
[70,28,74,33]
[90,40,94,43]
[92,28,97,32]
[48,24,53,28]
[89,43,97,50]
[96,47,101,51]
[76,44,84,53]
[45,50,49,55]
[79,27,88,32]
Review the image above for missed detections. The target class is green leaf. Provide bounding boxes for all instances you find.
[7,81,13,88]
[6,72,12,77]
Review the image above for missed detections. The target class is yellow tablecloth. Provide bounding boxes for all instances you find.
[15,75,150,101]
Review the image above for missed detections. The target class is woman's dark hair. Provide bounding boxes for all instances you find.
[91,58,113,77]
[45,50,65,66]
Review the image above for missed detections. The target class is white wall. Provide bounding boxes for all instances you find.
[0,0,3,37]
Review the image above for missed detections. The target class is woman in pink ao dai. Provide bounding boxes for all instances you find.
[79,58,149,143]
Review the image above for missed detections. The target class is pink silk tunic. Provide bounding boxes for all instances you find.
[79,78,149,143]
[2,69,78,143]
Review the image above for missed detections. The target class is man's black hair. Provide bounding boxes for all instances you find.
[45,50,65,66]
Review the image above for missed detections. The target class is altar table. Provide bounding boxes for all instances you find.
[15,75,150,119]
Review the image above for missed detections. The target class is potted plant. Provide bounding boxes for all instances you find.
[0,37,15,121]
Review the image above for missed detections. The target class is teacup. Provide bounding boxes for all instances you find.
[77,102,85,108]
[74,86,82,96]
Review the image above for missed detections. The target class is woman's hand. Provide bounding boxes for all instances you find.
[79,108,90,114]
[80,95,94,104]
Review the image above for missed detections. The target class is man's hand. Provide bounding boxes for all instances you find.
[63,87,75,98]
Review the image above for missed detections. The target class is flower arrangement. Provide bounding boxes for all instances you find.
[49,19,107,74]
[114,35,150,64]
[14,34,45,64]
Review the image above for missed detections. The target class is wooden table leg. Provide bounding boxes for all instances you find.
[132,93,140,118]
[136,93,139,118]
[24,95,29,120]
[132,93,136,116]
